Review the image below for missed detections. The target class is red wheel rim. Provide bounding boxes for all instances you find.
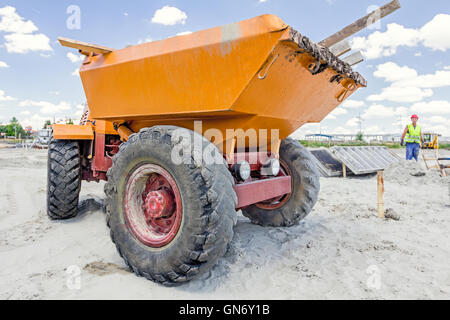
[255,160,292,210]
[124,164,182,248]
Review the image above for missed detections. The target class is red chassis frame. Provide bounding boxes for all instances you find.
[82,134,292,210]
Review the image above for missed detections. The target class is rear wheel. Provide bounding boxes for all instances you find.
[242,138,320,227]
[105,126,237,286]
[47,139,82,220]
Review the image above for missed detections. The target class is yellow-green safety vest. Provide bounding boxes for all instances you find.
[405,124,421,144]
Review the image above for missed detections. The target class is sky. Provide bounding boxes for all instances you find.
[0,0,449,137]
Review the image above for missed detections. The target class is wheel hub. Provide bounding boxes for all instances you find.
[124,164,182,248]
[144,189,175,219]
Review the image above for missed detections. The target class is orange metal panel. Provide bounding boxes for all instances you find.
[232,40,363,124]
[70,14,366,152]
[80,15,288,120]
[92,120,117,135]
[53,124,94,140]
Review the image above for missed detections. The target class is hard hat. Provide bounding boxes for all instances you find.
[411,114,419,119]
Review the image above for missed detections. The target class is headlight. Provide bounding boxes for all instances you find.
[232,161,251,181]
[261,158,280,176]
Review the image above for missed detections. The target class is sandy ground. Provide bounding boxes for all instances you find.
[0,147,449,300]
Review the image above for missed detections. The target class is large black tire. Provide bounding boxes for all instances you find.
[242,138,320,227]
[105,126,237,286]
[47,139,82,220]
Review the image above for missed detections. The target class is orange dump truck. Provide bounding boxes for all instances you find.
[50,14,368,286]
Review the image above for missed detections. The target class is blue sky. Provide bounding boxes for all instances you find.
[0,0,449,136]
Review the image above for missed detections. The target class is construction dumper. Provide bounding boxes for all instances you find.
[49,5,399,286]
[423,132,440,149]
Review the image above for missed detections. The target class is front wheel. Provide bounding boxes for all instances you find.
[105,126,237,286]
[242,138,320,227]
[47,139,82,220]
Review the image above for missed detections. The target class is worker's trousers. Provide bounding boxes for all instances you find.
[406,143,420,161]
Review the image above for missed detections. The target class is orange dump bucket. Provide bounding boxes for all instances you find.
[79,14,366,150]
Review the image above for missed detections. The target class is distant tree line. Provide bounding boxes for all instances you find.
[0,117,27,138]
[1,117,75,139]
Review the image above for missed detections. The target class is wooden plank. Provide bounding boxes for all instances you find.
[319,0,401,48]
[341,51,364,66]
[377,171,385,219]
[329,40,351,57]
[58,37,114,55]
[423,154,430,170]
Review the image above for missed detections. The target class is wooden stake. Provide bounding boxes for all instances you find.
[377,171,385,219]
[319,0,401,47]
[342,163,347,178]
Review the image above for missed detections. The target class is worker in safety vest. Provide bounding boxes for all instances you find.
[401,114,424,161]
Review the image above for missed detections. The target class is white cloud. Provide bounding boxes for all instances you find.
[427,115,448,124]
[259,0,269,3]
[19,100,72,115]
[20,110,31,116]
[75,104,85,117]
[152,6,187,26]
[72,68,80,77]
[393,106,410,116]
[0,6,52,54]
[20,114,49,131]
[176,31,192,36]
[362,104,394,119]
[4,32,52,53]
[415,52,422,57]
[331,126,350,134]
[420,14,450,52]
[138,36,153,44]
[67,52,84,63]
[351,23,421,60]
[345,118,359,127]
[367,86,433,103]
[0,60,8,68]
[329,107,348,117]
[410,100,450,115]
[0,6,38,34]
[428,125,450,136]
[371,63,450,103]
[393,69,450,89]
[0,89,15,101]
[365,125,384,134]
[374,62,418,82]
[351,14,450,60]
[342,99,365,109]
[74,105,84,117]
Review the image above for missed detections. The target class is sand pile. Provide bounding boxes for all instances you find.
[1,148,450,299]
[0,149,47,169]
[384,159,448,186]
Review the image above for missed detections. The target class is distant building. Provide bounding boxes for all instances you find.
[305,134,333,141]
[304,133,403,143]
